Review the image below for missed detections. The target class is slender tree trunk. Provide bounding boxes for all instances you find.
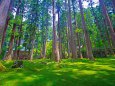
[65,0,71,58]
[68,0,77,59]
[90,0,108,55]
[104,18,114,54]
[42,40,46,58]
[0,0,11,54]
[4,1,21,60]
[79,0,94,60]
[99,0,115,48]
[16,8,24,60]
[41,31,47,59]
[41,8,49,59]
[1,16,10,46]
[52,0,60,62]
[30,39,35,60]
[17,25,22,60]
[112,0,115,11]
[66,27,71,58]
[4,24,17,60]
[72,0,83,59]
[57,10,62,59]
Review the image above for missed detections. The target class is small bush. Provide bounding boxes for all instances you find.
[0,62,6,71]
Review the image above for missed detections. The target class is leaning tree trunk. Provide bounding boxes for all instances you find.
[112,0,115,11]
[0,0,11,54]
[89,0,108,55]
[68,0,77,59]
[104,18,114,54]
[1,16,10,47]
[52,0,60,62]
[99,0,115,48]
[79,0,94,60]
[4,0,21,60]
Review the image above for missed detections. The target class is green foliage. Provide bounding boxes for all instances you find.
[14,16,22,25]
[17,45,23,50]
[2,0,115,59]
[46,41,52,58]
[75,28,83,33]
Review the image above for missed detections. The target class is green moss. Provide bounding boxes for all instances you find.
[0,56,115,86]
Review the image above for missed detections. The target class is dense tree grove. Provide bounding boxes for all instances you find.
[0,0,115,61]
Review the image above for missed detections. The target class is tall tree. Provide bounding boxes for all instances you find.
[68,0,77,59]
[4,0,21,60]
[89,0,108,55]
[65,0,71,58]
[99,0,115,48]
[79,0,94,60]
[72,0,83,58]
[56,0,62,59]
[0,0,11,54]
[1,16,10,47]
[52,0,60,62]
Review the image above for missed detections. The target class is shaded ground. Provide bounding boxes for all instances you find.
[0,56,115,86]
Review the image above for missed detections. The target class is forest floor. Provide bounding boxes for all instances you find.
[0,56,115,86]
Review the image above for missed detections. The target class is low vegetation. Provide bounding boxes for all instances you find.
[0,56,115,86]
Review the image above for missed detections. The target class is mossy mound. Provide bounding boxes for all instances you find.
[0,62,6,71]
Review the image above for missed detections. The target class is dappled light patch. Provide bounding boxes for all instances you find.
[110,59,115,60]
[23,76,37,82]
[79,70,97,75]
[94,65,115,71]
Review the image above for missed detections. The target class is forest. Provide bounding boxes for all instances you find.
[0,0,115,86]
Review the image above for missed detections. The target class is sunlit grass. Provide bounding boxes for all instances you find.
[0,56,115,86]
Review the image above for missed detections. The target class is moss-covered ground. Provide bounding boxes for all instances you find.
[0,56,115,86]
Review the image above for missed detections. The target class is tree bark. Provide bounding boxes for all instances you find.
[16,7,24,60]
[30,39,35,60]
[89,0,108,55]
[65,0,71,58]
[72,0,83,59]
[112,0,115,11]
[79,0,94,60]
[68,0,77,59]
[57,9,62,59]
[52,0,60,62]
[99,0,115,48]
[4,0,21,60]
[1,16,10,46]
[0,0,11,54]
